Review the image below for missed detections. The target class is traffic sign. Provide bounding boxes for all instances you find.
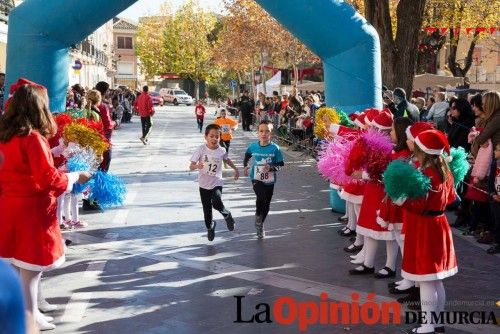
[229,80,238,88]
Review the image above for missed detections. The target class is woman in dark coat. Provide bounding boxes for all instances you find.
[445,98,475,151]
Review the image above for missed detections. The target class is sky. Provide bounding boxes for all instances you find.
[119,0,225,22]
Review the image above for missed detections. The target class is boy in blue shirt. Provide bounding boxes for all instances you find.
[243,120,284,239]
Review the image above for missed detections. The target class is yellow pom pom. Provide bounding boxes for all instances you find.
[314,107,341,139]
[63,123,109,157]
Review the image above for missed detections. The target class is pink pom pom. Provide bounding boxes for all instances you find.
[317,136,356,185]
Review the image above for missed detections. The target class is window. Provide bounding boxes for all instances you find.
[117,36,133,49]
[117,62,134,75]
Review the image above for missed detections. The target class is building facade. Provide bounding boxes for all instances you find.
[68,21,114,89]
[437,31,500,91]
[113,17,143,89]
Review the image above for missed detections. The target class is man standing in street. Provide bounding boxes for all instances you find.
[136,85,155,145]
[239,90,254,131]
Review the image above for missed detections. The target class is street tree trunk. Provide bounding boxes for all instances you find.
[194,79,200,101]
[448,29,480,78]
[364,0,426,95]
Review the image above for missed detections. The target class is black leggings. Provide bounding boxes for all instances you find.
[199,187,230,229]
[220,140,230,153]
[141,116,152,138]
[252,181,275,222]
[197,118,204,132]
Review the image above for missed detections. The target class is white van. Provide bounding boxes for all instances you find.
[160,88,193,106]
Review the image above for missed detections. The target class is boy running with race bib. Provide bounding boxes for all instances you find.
[244,120,284,239]
[190,124,239,241]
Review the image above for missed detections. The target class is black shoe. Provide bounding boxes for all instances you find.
[404,327,434,334]
[391,285,417,295]
[397,288,420,303]
[349,236,356,243]
[225,213,235,231]
[338,228,356,237]
[434,326,445,333]
[343,243,363,253]
[338,216,348,222]
[349,264,374,275]
[374,266,396,279]
[65,239,72,246]
[207,221,216,241]
[486,244,500,254]
[388,281,399,289]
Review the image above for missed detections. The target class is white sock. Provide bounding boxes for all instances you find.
[346,202,356,230]
[71,194,79,221]
[384,240,398,272]
[56,195,64,224]
[417,281,439,332]
[436,280,446,313]
[363,237,378,268]
[354,233,364,247]
[63,193,71,221]
[19,268,56,329]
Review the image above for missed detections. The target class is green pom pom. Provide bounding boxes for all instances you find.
[337,109,354,127]
[447,147,470,187]
[383,160,431,200]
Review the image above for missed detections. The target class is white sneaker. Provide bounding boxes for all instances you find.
[35,312,56,331]
[39,300,58,313]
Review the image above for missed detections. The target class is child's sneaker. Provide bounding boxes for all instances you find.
[139,137,147,145]
[255,215,264,239]
[69,220,88,229]
[60,220,72,230]
[224,213,235,231]
[207,221,216,241]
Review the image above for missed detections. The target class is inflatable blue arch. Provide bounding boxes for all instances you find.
[6,0,382,113]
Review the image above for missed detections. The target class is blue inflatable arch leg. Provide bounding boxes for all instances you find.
[255,0,383,113]
[6,0,139,112]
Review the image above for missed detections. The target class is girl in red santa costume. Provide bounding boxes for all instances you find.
[0,80,91,330]
[399,129,457,334]
[349,111,400,278]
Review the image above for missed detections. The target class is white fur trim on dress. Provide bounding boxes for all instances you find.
[339,189,363,204]
[4,255,65,272]
[355,225,395,241]
[401,267,458,282]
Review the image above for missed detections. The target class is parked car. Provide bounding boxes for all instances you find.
[150,91,164,106]
[160,88,193,106]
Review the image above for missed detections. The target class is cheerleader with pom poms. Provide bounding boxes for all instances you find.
[384,129,458,334]
[0,80,92,330]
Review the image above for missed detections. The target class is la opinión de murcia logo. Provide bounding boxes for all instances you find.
[234,293,498,332]
[424,26,499,35]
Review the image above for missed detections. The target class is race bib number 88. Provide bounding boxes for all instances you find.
[254,166,274,183]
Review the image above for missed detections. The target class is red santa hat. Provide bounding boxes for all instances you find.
[5,78,47,111]
[381,108,393,117]
[329,124,359,137]
[405,121,434,141]
[364,108,380,126]
[371,112,393,130]
[348,112,360,121]
[415,129,450,155]
[353,113,366,128]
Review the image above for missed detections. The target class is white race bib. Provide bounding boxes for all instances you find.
[254,165,274,183]
[221,125,230,134]
[202,155,221,177]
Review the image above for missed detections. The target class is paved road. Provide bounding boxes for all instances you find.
[44,105,499,333]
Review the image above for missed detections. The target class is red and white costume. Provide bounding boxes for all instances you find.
[401,130,457,281]
[376,149,412,231]
[0,131,74,271]
[401,167,457,281]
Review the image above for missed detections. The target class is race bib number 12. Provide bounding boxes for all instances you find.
[202,155,220,176]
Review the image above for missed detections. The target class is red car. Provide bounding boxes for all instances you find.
[150,91,164,106]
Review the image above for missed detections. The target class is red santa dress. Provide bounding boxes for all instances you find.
[401,167,458,281]
[376,149,412,231]
[0,131,70,271]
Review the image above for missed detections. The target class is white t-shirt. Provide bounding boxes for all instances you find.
[190,144,228,189]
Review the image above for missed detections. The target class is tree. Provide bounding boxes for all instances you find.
[135,5,173,79]
[163,0,220,99]
[423,0,500,78]
[214,0,317,94]
[363,0,427,95]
